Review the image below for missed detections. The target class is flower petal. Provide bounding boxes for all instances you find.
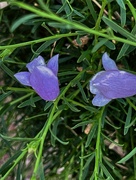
[47,54,59,76]
[14,72,31,86]
[30,66,59,101]
[26,56,46,73]
[93,70,136,99]
[90,71,105,94]
[92,93,111,106]
[102,52,118,71]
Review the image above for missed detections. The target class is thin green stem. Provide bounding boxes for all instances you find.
[0,92,33,116]
[31,70,82,178]
[31,69,86,178]
[94,107,105,180]
[94,0,107,44]
[126,0,136,21]
[0,149,28,180]
[0,33,77,50]
[31,103,58,179]
[10,92,33,106]
[8,1,136,47]
[0,86,34,92]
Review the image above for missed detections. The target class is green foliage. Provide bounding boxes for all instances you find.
[0,0,136,179]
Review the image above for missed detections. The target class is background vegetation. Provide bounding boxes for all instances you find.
[0,0,136,179]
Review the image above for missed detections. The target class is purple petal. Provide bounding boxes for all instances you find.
[102,53,118,71]
[30,66,59,101]
[92,93,111,106]
[92,70,136,99]
[14,72,31,86]
[90,71,105,94]
[47,54,59,76]
[26,56,46,73]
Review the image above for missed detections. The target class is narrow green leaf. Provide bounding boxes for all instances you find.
[18,96,41,108]
[72,120,92,129]
[124,106,132,135]
[92,38,108,53]
[0,134,39,142]
[77,81,88,102]
[63,97,80,112]
[0,91,12,101]
[44,101,53,111]
[25,113,47,121]
[31,38,59,60]
[120,7,126,27]
[61,0,72,20]
[83,153,95,169]
[102,133,124,146]
[77,50,91,63]
[124,116,136,129]
[0,62,15,79]
[84,106,97,112]
[0,151,22,173]
[85,124,97,147]
[117,0,126,9]
[51,120,60,146]
[118,147,136,163]
[0,103,13,116]
[103,157,115,170]
[50,128,69,145]
[105,40,116,50]
[16,162,21,180]
[102,16,136,41]
[10,14,39,32]
[103,157,123,179]
[105,120,121,130]
[112,168,122,179]
[48,22,73,29]
[126,0,136,21]
[117,24,136,60]
[85,0,97,21]
[56,0,66,14]
[73,9,85,18]
[37,162,45,180]
[101,163,114,180]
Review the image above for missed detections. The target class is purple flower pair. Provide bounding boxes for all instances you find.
[14,52,136,106]
[90,53,136,106]
[14,55,59,101]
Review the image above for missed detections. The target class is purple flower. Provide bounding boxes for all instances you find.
[14,55,60,101]
[90,52,136,106]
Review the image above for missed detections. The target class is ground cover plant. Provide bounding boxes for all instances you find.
[0,0,136,179]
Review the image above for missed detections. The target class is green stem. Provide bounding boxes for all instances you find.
[1,149,27,180]
[94,107,105,180]
[31,70,79,178]
[10,92,33,106]
[31,104,57,179]
[94,0,107,44]
[0,86,34,92]
[126,0,136,21]
[0,33,77,50]
[8,1,136,47]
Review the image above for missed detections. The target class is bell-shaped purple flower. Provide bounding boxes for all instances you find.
[14,55,60,101]
[90,53,136,106]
